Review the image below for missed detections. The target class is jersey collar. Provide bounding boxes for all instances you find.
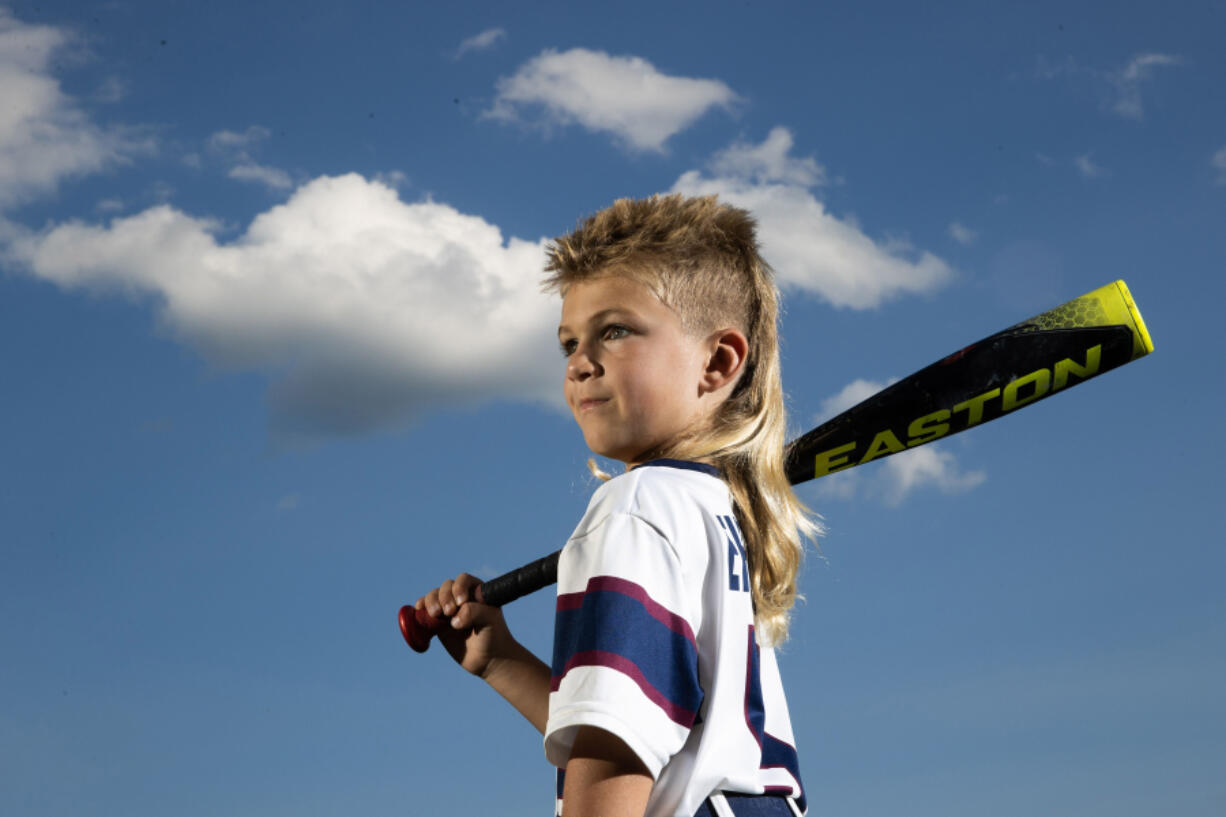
[633,459,722,478]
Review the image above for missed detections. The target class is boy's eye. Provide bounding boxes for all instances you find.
[559,338,578,357]
[602,324,630,341]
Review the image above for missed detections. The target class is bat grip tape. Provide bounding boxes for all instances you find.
[479,549,561,607]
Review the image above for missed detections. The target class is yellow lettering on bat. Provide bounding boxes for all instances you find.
[907,409,951,446]
[952,388,1001,427]
[1002,368,1051,411]
[1053,344,1102,391]
[814,441,858,477]
[859,430,906,464]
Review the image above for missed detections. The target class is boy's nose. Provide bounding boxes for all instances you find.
[567,349,599,380]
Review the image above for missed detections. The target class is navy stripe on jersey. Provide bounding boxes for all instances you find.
[745,626,807,812]
[552,575,703,727]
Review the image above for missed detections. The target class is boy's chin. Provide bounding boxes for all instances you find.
[583,439,633,468]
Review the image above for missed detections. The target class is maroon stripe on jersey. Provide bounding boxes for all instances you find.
[551,649,698,726]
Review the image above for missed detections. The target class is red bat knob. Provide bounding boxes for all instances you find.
[399,605,444,652]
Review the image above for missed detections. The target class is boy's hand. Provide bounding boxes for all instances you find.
[414,571,553,734]
[415,573,512,678]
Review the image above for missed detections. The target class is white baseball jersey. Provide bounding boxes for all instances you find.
[543,460,806,817]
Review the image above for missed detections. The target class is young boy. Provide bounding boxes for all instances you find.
[417,195,813,817]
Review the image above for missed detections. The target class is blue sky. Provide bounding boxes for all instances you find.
[1,2,1223,815]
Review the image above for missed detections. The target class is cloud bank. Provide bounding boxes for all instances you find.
[8,175,558,440]
[2,24,954,444]
[8,129,956,439]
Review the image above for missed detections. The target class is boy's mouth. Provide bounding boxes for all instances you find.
[578,397,609,412]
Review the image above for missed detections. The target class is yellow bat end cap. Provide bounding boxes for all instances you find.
[1111,280,1155,359]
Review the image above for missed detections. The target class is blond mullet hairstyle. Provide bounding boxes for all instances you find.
[543,194,819,645]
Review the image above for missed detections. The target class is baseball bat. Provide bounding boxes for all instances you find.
[401,279,1154,652]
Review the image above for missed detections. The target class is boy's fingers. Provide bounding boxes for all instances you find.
[450,603,472,629]
[416,574,487,621]
[454,598,504,631]
[453,572,481,605]
[423,587,445,618]
[438,579,456,615]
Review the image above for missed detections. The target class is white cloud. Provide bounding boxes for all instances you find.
[488,48,739,153]
[817,378,894,420]
[7,174,559,441]
[948,221,977,245]
[1034,52,1179,121]
[0,10,152,209]
[710,128,826,187]
[228,163,293,190]
[455,27,505,59]
[1075,152,1108,179]
[879,446,986,505]
[673,129,954,309]
[208,125,293,191]
[1212,146,1226,185]
[810,378,986,505]
[208,125,271,151]
[1109,52,1179,119]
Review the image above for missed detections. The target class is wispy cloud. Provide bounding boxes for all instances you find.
[228,163,293,190]
[93,75,126,104]
[674,128,954,309]
[207,125,293,191]
[488,48,739,153]
[948,221,977,245]
[0,10,153,210]
[208,125,271,151]
[1034,51,1180,121]
[1074,152,1108,179]
[1109,52,1180,119]
[1212,146,1226,185]
[455,27,505,59]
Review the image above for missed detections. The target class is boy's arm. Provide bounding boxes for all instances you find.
[562,726,653,817]
[478,633,551,734]
[419,572,551,734]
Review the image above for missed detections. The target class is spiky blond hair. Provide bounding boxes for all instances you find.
[543,194,818,645]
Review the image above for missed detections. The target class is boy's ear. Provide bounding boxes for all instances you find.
[700,328,749,394]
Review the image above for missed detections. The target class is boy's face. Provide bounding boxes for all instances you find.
[558,274,714,469]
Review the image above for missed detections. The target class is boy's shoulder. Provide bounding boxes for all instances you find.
[576,460,729,538]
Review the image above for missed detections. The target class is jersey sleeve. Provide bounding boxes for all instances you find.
[543,510,704,779]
